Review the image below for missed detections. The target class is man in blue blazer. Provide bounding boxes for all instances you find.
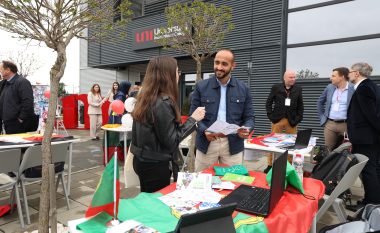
[317,67,354,151]
[347,62,380,205]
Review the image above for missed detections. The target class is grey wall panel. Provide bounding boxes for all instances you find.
[88,0,266,67]
[144,0,167,16]
[87,0,286,137]
[296,79,330,142]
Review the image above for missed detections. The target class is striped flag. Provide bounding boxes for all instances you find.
[86,156,120,218]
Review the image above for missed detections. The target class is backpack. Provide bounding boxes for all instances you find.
[311,149,358,195]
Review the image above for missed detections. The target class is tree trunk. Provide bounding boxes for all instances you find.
[49,164,57,233]
[196,60,202,82]
[38,46,67,233]
[187,59,203,172]
[186,131,196,172]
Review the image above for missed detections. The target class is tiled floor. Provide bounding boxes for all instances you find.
[0,129,364,232]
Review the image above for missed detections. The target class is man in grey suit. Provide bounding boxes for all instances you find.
[317,67,354,152]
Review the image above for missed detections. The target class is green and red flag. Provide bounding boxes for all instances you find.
[86,155,120,218]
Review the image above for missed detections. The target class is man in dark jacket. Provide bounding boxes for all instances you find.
[264,69,304,172]
[347,62,380,205]
[189,49,255,172]
[0,60,34,134]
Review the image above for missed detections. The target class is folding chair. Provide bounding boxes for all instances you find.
[19,142,71,224]
[331,142,352,153]
[54,105,68,136]
[0,149,25,228]
[310,153,369,232]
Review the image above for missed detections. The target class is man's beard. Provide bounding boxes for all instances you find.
[215,68,232,80]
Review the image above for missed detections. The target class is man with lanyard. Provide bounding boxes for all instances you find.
[190,49,255,172]
[264,69,304,172]
[317,67,354,152]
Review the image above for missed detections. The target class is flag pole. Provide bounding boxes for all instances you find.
[111,150,120,226]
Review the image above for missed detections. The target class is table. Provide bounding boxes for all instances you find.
[160,165,325,233]
[101,125,132,165]
[68,164,325,233]
[244,133,317,170]
[0,136,80,196]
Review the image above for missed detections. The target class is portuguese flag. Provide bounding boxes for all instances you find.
[86,155,120,218]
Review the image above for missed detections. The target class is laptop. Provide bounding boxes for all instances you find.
[280,129,312,150]
[172,203,237,233]
[218,151,288,216]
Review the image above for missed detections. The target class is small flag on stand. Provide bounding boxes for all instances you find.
[85,155,120,218]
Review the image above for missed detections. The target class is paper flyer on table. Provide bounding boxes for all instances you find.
[176,172,212,191]
[206,120,248,135]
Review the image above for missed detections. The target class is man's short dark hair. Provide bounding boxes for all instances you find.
[1,60,18,73]
[333,67,349,81]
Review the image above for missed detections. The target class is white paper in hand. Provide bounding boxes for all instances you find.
[207,120,241,135]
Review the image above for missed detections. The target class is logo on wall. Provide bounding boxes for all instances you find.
[132,23,187,50]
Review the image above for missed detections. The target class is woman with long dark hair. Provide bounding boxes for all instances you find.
[131,56,205,192]
[107,81,120,102]
[108,80,131,124]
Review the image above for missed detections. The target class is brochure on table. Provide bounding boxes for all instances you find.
[260,133,317,151]
[158,172,222,216]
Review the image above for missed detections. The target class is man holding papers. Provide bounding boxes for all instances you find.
[190,49,255,172]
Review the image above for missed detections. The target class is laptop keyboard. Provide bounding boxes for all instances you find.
[239,187,270,212]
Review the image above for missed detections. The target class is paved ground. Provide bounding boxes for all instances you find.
[0,129,364,232]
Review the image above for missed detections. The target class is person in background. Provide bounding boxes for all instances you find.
[128,84,141,98]
[317,67,354,152]
[347,62,380,205]
[131,56,205,193]
[106,81,119,115]
[189,49,254,172]
[88,84,106,140]
[0,60,34,134]
[108,80,131,124]
[107,81,120,102]
[264,69,304,173]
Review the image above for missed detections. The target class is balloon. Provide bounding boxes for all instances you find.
[44,90,51,98]
[124,97,136,112]
[111,100,124,114]
[121,114,133,129]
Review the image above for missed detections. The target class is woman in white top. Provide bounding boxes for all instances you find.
[88,84,106,140]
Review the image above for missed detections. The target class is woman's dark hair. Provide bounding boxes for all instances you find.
[112,82,120,95]
[132,56,180,123]
[90,84,101,96]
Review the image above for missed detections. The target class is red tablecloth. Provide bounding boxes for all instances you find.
[160,164,325,233]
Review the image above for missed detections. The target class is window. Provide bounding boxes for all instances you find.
[203,73,214,80]
[288,0,380,44]
[287,39,380,78]
[130,0,144,18]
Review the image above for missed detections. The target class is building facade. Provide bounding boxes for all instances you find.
[83,0,380,140]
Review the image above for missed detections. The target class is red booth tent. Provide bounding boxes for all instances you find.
[61,94,110,129]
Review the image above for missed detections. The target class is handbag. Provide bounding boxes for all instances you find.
[123,148,140,188]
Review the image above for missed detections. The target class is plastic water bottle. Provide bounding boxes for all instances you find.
[293,154,304,183]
